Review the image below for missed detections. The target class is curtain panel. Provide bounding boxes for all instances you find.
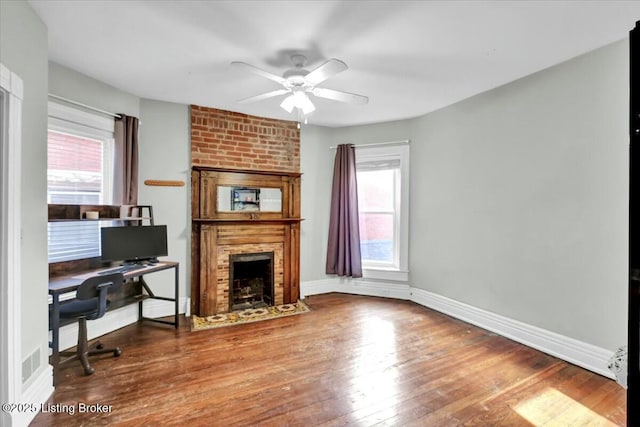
[326,144,362,278]
[113,114,139,205]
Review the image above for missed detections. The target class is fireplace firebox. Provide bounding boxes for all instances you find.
[229,252,274,311]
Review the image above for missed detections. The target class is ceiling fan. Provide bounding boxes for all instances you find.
[231,54,368,119]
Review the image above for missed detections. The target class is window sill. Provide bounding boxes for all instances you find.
[362,268,408,282]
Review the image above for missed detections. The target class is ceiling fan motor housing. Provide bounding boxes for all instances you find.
[282,71,309,88]
[282,54,311,88]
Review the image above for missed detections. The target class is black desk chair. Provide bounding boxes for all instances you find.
[58,273,124,375]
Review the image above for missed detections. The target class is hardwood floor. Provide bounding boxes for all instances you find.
[33,293,626,426]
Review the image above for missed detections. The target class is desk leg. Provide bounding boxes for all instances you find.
[138,278,154,322]
[174,264,179,329]
[136,265,180,328]
[51,294,60,385]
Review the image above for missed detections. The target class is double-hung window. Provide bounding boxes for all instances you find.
[356,144,409,281]
[47,102,115,262]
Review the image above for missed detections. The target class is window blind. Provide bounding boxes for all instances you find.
[47,102,114,263]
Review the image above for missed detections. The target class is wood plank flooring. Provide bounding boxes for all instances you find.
[32,293,626,426]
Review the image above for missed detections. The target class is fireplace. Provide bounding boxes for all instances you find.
[191,167,301,316]
[229,251,274,311]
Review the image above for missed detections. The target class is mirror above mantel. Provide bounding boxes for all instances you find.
[217,186,282,213]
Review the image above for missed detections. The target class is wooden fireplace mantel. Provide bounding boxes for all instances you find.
[191,167,302,316]
[193,218,303,224]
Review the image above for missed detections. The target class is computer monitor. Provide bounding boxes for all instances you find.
[100,225,168,264]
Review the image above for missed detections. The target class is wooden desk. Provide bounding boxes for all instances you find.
[49,261,179,380]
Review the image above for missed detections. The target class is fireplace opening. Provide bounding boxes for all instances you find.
[229,252,274,311]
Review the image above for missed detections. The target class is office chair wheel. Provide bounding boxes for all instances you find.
[96,343,104,350]
[114,348,121,357]
[83,366,95,376]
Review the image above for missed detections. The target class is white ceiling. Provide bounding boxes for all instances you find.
[29,0,640,127]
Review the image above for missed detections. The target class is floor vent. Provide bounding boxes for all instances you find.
[22,346,41,383]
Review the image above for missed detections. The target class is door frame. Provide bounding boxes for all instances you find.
[628,20,639,427]
[0,63,23,427]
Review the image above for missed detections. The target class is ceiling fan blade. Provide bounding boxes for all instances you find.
[304,59,348,86]
[311,87,369,105]
[231,61,286,84]
[237,89,290,104]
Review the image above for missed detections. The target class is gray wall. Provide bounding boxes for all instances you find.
[301,39,629,351]
[299,125,333,281]
[411,39,628,350]
[138,100,190,300]
[0,0,49,384]
[49,62,140,117]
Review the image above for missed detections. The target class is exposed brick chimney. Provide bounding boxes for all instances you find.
[190,106,300,173]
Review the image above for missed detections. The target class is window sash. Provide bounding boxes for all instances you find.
[47,102,115,263]
[357,165,401,269]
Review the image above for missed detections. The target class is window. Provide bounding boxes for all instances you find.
[356,144,409,281]
[47,102,115,263]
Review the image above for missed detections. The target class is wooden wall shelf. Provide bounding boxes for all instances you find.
[144,180,185,187]
[48,204,153,222]
[48,204,121,221]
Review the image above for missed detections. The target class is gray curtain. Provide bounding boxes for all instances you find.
[113,114,139,205]
[326,144,362,277]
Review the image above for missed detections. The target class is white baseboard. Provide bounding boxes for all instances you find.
[141,296,189,319]
[409,288,615,379]
[12,365,54,427]
[300,279,615,379]
[185,297,191,317]
[301,278,410,300]
[54,297,188,352]
[301,279,337,297]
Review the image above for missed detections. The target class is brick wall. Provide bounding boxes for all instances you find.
[191,105,300,173]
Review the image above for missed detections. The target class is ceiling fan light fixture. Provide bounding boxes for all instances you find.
[280,91,315,115]
[295,91,316,115]
[280,94,296,113]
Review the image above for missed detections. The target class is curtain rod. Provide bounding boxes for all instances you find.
[329,139,410,150]
[48,93,122,119]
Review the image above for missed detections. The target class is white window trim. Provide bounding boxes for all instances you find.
[49,101,115,135]
[356,144,410,282]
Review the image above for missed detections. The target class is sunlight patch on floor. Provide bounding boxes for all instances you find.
[349,316,399,415]
[513,387,617,426]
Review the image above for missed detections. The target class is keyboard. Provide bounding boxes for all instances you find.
[97,264,143,275]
